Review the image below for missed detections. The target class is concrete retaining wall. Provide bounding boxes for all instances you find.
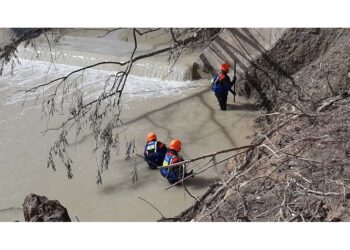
[0,28,14,47]
[193,28,288,79]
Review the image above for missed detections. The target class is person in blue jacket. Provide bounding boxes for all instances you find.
[160,139,193,184]
[144,132,167,169]
[211,63,236,110]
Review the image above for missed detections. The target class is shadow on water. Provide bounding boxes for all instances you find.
[99,174,153,195]
[227,102,257,111]
[99,166,218,195]
[122,88,238,147]
[99,182,126,195]
[183,176,218,190]
[197,92,237,147]
[99,161,161,195]
[78,86,255,197]
[73,88,255,149]
[123,88,210,129]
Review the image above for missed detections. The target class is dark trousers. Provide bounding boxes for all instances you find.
[215,92,228,110]
[145,153,163,169]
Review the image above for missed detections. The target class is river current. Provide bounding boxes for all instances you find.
[0,34,257,221]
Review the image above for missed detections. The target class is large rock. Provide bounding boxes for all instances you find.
[23,194,71,222]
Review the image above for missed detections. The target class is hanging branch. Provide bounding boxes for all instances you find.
[129,159,138,184]
[4,28,221,183]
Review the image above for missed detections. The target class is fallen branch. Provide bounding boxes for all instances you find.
[165,150,249,190]
[317,89,350,112]
[163,144,258,169]
[138,197,165,220]
[260,143,280,158]
[252,205,280,221]
[294,171,313,184]
[236,136,329,180]
[296,183,341,197]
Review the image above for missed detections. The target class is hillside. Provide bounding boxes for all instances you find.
[162,28,350,222]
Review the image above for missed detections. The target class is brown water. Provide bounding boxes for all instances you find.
[0,35,257,221]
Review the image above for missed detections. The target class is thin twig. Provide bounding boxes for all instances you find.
[138,197,165,219]
[260,144,280,158]
[296,182,341,197]
[184,185,200,202]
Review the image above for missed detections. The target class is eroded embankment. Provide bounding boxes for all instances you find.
[162,28,350,222]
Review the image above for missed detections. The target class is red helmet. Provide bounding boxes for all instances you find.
[169,139,182,152]
[220,63,230,73]
[147,132,157,142]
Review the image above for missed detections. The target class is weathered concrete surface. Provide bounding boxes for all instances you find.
[193,28,288,79]
[0,28,14,47]
[23,193,71,222]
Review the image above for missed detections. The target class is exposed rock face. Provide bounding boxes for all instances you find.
[23,193,71,222]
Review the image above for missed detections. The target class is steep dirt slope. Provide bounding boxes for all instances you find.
[240,28,349,111]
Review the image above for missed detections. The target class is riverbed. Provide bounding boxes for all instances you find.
[0,32,257,221]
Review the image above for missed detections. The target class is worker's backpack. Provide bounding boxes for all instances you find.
[211,74,226,93]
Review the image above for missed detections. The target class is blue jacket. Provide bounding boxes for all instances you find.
[144,140,167,168]
[211,73,234,94]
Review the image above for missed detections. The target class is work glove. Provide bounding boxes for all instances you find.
[232,76,237,84]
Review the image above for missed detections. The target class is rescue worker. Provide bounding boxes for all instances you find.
[160,139,193,184]
[211,63,237,110]
[144,132,167,169]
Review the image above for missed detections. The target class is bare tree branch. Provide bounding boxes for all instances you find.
[163,144,258,169]
[137,197,165,219]
[5,28,221,183]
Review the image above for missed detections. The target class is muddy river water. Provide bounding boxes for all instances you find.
[0,34,257,221]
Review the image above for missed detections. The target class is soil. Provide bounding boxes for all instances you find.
[160,28,350,222]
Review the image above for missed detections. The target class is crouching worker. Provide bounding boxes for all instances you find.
[144,132,167,169]
[160,139,193,184]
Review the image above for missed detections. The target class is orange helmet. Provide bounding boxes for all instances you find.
[220,63,230,73]
[169,139,182,152]
[147,132,157,142]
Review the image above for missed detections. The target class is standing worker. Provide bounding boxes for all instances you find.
[144,132,168,169]
[211,63,237,110]
[160,139,193,184]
